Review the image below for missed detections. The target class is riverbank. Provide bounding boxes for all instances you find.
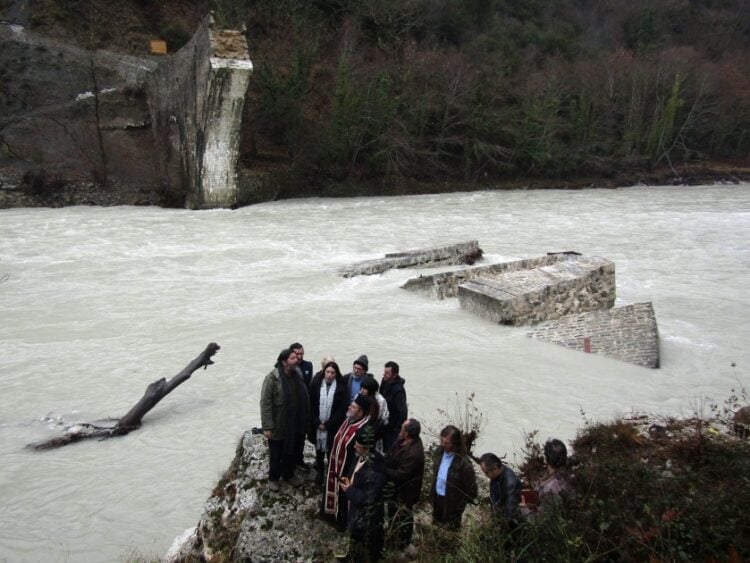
[166,400,750,562]
[2,161,749,209]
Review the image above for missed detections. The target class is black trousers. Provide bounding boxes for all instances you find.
[432,494,462,530]
[268,434,305,481]
[388,501,415,548]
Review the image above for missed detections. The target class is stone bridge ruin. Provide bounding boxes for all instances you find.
[344,244,659,368]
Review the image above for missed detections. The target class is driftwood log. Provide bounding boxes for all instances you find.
[28,342,220,450]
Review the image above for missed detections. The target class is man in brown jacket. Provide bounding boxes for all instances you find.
[384,418,425,549]
[430,425,478,529]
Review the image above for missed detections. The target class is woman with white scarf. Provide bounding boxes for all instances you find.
[308,360,349,485]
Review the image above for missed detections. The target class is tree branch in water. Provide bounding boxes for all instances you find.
[28,342,220,450]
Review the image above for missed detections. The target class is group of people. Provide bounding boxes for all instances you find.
[260,343,570,561]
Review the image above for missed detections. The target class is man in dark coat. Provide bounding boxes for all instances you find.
[430,425,478,529]
[260,348,310,492]
[479,452,522,525]
[324,394,372,530]
[340,425,386,562]
[384,418,424,549]
[289,342,315,470]
[379,361,408,453]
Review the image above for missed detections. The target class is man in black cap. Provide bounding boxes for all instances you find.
[339,424,386,562]
[343,354,374,402]
[324,394,372,529]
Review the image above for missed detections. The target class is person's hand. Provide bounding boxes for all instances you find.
[340,477,351,491]
[263,430,272,439]
[319,423,326,430]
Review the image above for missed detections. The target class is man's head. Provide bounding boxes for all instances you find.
[289,342,305,361]
[399,418,421,443]
[348,394,371,421]
[353,355,368,377]
[439,425,464,454]
[320,355,335,370]
[479,452,505,480]
[276,348,297,371]
[383,361,399,382]
[544,438,568,469]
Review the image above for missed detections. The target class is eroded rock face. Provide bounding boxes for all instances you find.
[169,430,490,562]
[168,432,345,562]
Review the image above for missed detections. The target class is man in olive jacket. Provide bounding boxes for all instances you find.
[260,348,310,491]
[430,425,478,529]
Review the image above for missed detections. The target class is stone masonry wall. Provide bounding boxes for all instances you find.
[401,253,575,299]
[527,302,660,368]
[146,16,252,209]
[457,256,615,325]
[341,240,481,277]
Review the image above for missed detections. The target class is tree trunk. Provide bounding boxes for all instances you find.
[28,342,220,450]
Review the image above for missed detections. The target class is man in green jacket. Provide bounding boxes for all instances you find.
[260,348,310,492]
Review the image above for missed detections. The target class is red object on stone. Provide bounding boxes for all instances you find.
[583,337,591,353]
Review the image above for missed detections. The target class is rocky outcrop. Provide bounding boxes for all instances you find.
[527,302,660,368]
[166,432,347,562]
[341,240,483,278]
[167,431,488,562]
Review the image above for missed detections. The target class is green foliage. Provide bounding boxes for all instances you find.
[646,73,684,163]
[417,409,750,562]
[253,37,319,157]
[238,0,750,192]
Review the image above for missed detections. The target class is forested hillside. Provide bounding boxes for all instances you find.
[5,0,750,199]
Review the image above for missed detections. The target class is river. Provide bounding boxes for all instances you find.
[1,184,749,561]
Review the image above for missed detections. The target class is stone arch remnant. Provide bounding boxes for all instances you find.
[147,15,253,209]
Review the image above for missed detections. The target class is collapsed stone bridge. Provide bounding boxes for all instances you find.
[344,243,659,368]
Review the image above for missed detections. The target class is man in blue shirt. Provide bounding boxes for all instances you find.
[430,425,477,529]
[344,355,373,401]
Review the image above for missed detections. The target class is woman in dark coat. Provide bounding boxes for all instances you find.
[308,361,349,484]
